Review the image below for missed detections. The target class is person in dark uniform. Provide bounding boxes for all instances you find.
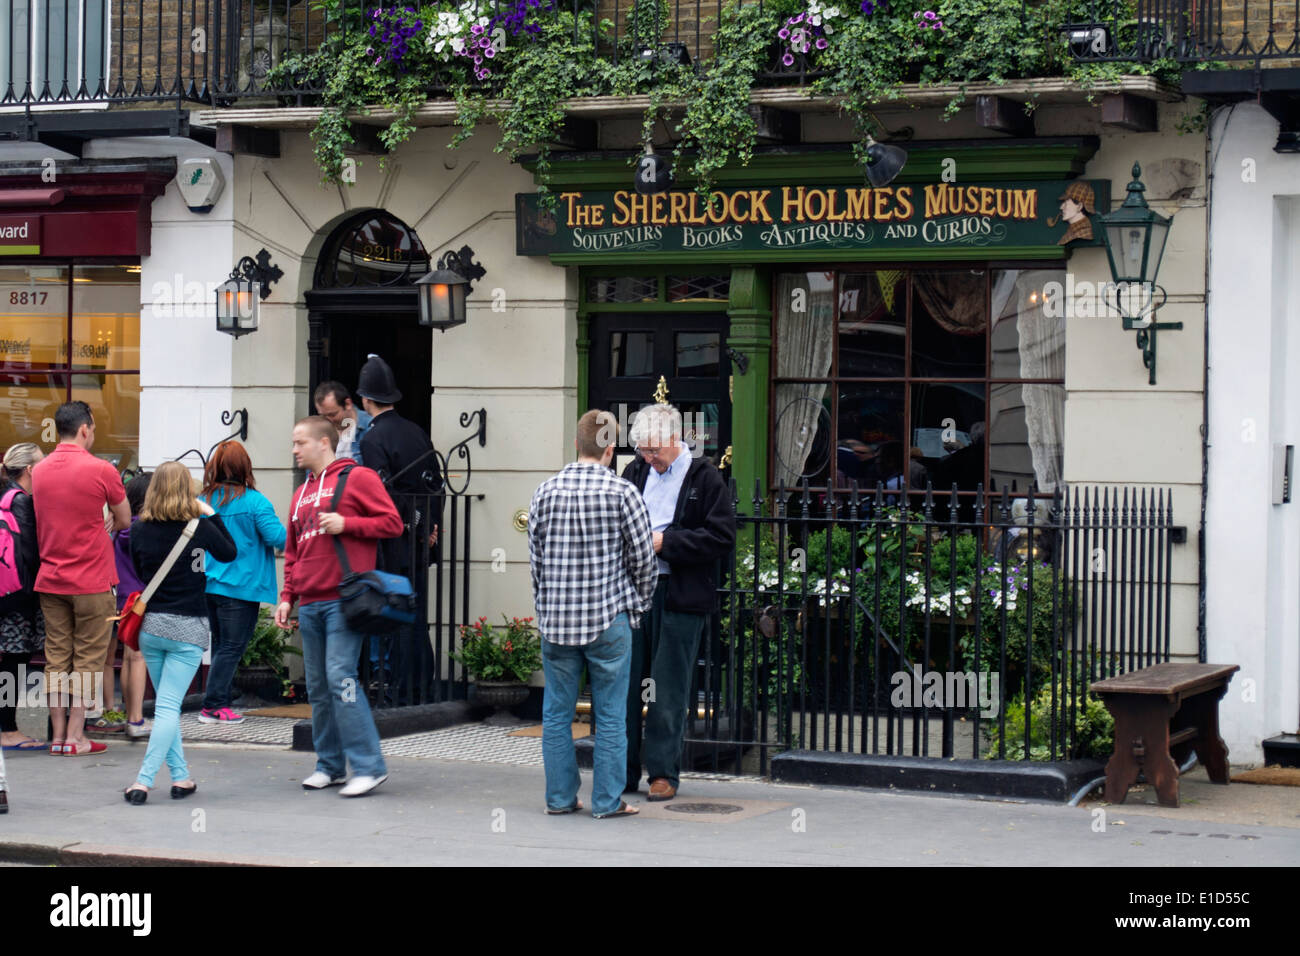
[355,354,445,701]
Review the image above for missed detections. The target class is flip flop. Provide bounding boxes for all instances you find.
[2,738,44,751]
[546,800,584,815]
[592,800,639,819]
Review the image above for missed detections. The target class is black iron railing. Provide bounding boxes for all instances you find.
[358,412,485,710]
[1063,0,1300,66]
[357,487,482,708]
[4,0,1291,110]
[686,479,1178,774]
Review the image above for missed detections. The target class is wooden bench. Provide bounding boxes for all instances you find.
[1090,663,1239,808]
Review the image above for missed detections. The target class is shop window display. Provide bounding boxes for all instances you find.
[772,268,1065,507]
[0,264,139,473]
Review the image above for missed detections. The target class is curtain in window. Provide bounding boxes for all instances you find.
[773,273,834,488]
[911,271,988,334]
[1008,270,1065,492]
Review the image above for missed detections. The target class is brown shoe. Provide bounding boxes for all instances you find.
[647,778,676,801]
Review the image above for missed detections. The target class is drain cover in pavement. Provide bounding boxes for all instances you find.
[635,798,791,824]
[666,802,744,815]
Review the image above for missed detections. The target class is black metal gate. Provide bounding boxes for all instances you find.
[360,411,484,708]
[684,480,1178,773]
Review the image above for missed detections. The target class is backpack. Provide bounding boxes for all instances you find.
[0,488,25,597]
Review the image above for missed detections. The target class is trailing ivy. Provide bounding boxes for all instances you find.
[273,0,1191,193]
[670,3,779,191]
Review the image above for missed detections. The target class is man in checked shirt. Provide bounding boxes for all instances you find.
[528,410,657,818]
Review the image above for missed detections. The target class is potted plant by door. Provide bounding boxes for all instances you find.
[453,616,542,714]
[235,607,304,704]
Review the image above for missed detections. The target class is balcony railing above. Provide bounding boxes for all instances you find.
[0,0,1295,109]
[1063,0,1300,66]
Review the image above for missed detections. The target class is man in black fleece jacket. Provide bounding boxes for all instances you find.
[621,403,735,801]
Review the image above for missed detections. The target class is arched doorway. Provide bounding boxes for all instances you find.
[305,210,433,432]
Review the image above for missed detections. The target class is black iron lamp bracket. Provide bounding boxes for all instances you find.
[438,247,487,295]
[229,249,283,300]
[726,347,750,375]
[171,408,249,469]
[1107,283,1180,386]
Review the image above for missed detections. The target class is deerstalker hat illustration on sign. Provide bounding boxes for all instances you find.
[1057,180,1096,214]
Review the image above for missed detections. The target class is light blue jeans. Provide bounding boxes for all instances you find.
[136,632,203,788]
[299,600,387,779]
[541,613,631,817]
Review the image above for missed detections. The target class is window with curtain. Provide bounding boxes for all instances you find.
[771,268,1065,506]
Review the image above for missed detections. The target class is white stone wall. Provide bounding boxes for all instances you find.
[79,129,572,646]
[1205,103,1300,765]
[107,99,1216,708]
[1060,105,1208,667]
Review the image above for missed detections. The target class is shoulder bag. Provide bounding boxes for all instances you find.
[330,467,417,634]
[111,519,199,650]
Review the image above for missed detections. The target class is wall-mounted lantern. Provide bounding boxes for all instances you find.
[1099,162,1181,386]
[417,246,487,332]
[215,249,282,338]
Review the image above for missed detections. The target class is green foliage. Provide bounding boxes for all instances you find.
[670,3,780,192]
[279,0,1200,196]
[243,607,304,673]
[986,677,1114,761]
[452,615,543,682]
[453,8,610,209]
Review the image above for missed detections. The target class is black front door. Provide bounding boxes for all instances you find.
[588,313,731,471]
[325,310,432,434]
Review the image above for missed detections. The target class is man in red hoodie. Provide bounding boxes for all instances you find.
[276,416,404,797]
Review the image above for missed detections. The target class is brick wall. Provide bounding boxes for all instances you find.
[101,0,1299,98]
[109,0,333,96]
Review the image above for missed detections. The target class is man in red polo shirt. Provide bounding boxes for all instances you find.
[33,401,131,757]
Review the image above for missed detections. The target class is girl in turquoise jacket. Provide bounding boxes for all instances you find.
[198,441,287,722]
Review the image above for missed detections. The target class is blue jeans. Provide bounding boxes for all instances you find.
[203,594,261,711]
[541,613,631,817]
[299,600,386,779]
[136,632,203,788]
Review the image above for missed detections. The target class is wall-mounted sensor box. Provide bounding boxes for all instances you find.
[1273,443,1293,505]
[177,158,225,213]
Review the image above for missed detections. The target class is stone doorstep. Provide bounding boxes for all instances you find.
[770,750,1108,803]
[290,700,493,752]
[1261,734,1300,769]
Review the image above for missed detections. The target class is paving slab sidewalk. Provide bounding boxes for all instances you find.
[1,741,1296,866]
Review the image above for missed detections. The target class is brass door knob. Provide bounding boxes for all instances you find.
[513,509,529,532]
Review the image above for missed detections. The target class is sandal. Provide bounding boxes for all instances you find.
[592,800,639,819]
[2,737,44,751]
[546,799,584,815]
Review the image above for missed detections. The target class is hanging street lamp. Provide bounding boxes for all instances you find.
[215,249,282,338]
[417,246,487,332]
[1098,162,1181,386]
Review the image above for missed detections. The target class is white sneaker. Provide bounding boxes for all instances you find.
[302,771,347,790]
[125,719,152,739]
[339,774,388,798]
